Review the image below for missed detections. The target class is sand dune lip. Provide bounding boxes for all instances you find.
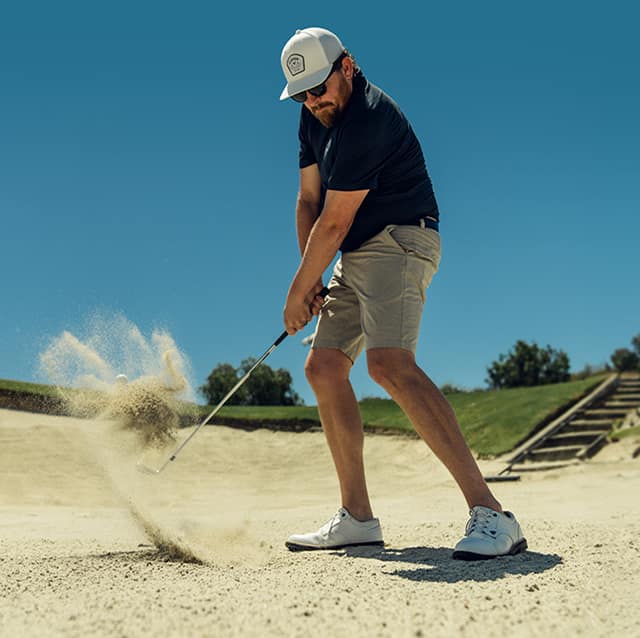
[1,407,640,637]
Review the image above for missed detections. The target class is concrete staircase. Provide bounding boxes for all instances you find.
[502,373,640,474]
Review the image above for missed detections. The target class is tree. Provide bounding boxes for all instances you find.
[240,358,303,406]
[486,340,571,389]
[200,363,247,406]
[608,334,640,372]
[200,360,303,406]
[610,348,640,372]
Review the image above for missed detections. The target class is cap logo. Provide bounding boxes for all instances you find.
[287,53,305,76]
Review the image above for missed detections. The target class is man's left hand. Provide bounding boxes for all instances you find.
[284,293,312,335]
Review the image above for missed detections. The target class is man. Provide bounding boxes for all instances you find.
[279,27,526,560]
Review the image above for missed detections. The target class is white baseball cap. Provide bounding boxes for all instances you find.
[279,27,345,101]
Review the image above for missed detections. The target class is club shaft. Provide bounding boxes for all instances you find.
[147,286,329,473]
[158,332,288,470]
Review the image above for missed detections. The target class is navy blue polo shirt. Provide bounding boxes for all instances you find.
[298,71,439,253]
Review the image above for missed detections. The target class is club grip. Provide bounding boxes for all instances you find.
[275,286,330,346]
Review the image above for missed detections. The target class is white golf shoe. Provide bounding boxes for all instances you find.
[452,505,527,560]
[286,507,384,551]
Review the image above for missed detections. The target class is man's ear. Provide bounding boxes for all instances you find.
[342,56,354,80]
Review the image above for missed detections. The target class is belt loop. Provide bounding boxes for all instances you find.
[419,218,426,229]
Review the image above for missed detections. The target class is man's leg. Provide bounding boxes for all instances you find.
[304,347,374,521]
[366,347,501,512]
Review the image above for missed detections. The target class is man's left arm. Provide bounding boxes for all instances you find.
[284,188,369,335]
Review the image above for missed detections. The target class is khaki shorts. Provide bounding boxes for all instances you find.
[312,224,441,362]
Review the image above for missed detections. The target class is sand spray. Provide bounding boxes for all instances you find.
[39,311,263,565]
[39,312,196,433]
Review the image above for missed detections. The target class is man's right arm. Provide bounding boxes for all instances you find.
[296,164,322,256]
[295,163,325,314]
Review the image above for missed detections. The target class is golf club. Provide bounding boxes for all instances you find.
[137,286,330,475]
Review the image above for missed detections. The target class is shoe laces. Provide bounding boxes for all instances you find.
[465,507,498,538]
[321,508,347,539]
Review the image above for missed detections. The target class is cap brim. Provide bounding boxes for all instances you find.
[279,65,332,101]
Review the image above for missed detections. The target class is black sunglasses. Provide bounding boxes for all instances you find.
[290,54,346,103]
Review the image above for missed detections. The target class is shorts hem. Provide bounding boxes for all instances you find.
[365,341,417,354]
[310,342,356,363]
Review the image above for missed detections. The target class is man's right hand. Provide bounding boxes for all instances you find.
[305,280,327,316]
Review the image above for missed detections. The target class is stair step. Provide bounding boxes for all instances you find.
[545,431,606,446]
[604,402,636,409]
[509,460,579,473]
[581,408,630,418]
[577,433,609,460]
[566,420,612,432]
[527,445,584,461]
[568,418,612,426]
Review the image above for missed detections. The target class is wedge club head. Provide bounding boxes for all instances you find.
[136,463,161,475]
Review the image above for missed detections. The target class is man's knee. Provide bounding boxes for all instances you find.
[305,349,351,387]
[367,349,417,390]
[367,357,393,389]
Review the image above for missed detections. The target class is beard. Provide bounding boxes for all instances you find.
[311,102,340,128]
[310,74,350,128]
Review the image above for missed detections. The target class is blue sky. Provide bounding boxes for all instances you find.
[1,1,638,405]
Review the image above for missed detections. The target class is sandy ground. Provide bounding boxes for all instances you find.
[1,408,639,637]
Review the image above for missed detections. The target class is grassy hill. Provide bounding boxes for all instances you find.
[199,374,609,455]
[0,378,67,398]
[0,374,609,456]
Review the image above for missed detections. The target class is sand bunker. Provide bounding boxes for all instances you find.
[1,408,640,637]
[2,312,637,635]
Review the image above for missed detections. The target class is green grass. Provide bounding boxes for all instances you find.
[0,378,66,398]
[609,424,640,442]
[208,404,320,421]
[1,374,610,456]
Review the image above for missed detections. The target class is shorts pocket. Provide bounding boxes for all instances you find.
[386,225,441,268]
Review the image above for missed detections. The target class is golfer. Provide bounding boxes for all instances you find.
[280,27,526,560]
